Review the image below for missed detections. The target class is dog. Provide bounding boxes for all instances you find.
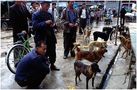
[93,27,113,41]
[121,32,130,39]
[112,25,130,35]
[75,46,107,63]
[81,26,92,45]
[74,61,101,89]
[73,41,107,51]
[102,27,113,34]
[83,30,91,45]
[93,31,108,41]
[119,35,132,58]
[119,25,130,35]
[81,26,92,35]
[88,41,107,51]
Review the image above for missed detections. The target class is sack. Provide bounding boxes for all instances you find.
[63,21,70,33]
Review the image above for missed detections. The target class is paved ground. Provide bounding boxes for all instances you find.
[0,18,136,89]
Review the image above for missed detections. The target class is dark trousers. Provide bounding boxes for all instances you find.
[90,16,94,25]
[16,74,46,89]
[63,30,76,57]
[120,16,125,26]
[79,18,87,34]
[46,43,56,64]
[96,17,99,24]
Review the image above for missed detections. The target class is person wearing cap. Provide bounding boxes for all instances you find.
[107,8,113,22]
[15,40,50,89]
[32,1,59,71]
[61,1,78,59]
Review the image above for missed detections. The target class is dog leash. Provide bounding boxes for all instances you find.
[98,70,134,77]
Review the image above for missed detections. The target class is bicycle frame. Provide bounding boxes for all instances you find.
[19,34,33,51]
[13,34,33,65]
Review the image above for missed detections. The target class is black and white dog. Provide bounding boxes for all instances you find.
[93,27,113,41]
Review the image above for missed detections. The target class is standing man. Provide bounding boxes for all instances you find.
[48,2,59,32]
[95,8,100,25]
[89,9,95,26]
[107,8,113,21]
[61,1,78,59]
[32,1,59,71]
[79,3,88,35]
[15,40,50,89]
[9,1,31,43]
[120,6,126,26]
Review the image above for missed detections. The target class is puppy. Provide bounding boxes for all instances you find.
[75,47,107,63]
[81,26,92,35]
[81,26,92,45]
[74,61,101,89]
[83,30,91,45]
[119,35,131,58]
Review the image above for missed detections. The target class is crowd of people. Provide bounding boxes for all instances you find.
[9,1,127,89]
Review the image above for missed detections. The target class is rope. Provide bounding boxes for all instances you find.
[97,70,135,79]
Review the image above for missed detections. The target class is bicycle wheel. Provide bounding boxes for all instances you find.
[6,44,29,74]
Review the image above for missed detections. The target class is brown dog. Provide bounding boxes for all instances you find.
[88,41,107,51]
[119,35,132,58]
[121,32,130,39]
[74,61,101,89]
[75,46,107,63]
[73,41,107,51]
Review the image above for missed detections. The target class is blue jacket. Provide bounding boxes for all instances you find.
[15,49,50,81]
[32,10,57,45]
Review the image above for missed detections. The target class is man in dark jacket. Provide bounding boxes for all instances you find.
[15,40,50,89]
[9,1,31,43]
[61,1,78,59]
[32,1,59,71]
[120,6,126,26]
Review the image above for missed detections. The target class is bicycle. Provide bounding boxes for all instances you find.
[110,25,129,40]
[5,31,33,74]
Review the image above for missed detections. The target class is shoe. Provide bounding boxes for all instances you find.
[50,64,60,71]
[63,56,67,59]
